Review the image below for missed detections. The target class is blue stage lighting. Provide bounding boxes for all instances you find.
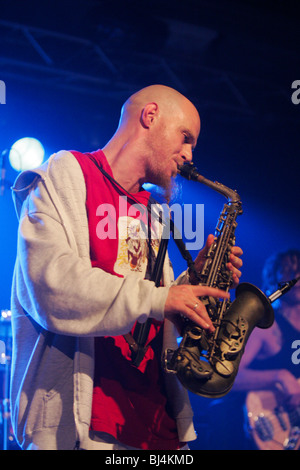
[9,137,45,171]
[142,183,156,191]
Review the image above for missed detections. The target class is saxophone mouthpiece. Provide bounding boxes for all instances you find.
[177,163,204,182]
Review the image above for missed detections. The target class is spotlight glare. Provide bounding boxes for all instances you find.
[143,183,156,191]
[9,137,45,171]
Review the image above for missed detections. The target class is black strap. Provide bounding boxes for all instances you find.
[130,230,169,367]
[169,218,202,283]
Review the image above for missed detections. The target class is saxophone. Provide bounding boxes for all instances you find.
[163,163,275,398]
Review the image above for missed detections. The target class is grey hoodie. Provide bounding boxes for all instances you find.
[10,150,196,450]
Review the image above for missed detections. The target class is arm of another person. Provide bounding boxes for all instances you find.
[234,327,300,406]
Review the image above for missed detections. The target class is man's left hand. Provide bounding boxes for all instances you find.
[190,234,243,288]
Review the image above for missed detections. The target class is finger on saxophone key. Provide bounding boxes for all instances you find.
[191,285,230,300]
[164,284,229,331]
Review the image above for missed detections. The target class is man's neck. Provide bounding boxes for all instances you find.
[102,135,147,194]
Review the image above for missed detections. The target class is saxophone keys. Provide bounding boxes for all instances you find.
[214,359,235,377]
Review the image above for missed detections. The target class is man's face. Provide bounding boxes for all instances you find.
[145,100,200,193]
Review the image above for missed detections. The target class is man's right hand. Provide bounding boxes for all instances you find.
[164,284,230,333]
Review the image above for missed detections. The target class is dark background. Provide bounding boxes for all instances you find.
[0,0,299,450]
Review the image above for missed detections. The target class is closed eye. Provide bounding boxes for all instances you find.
[183,132,196,150]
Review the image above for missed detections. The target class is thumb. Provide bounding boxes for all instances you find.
[204,233,215,253]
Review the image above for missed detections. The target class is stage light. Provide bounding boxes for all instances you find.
[9,137,45,171]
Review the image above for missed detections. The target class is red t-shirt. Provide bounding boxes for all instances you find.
[71,149,180,450]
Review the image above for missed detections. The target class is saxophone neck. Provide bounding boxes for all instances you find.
[178,163,242,205]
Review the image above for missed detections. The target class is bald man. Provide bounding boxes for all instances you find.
[10,85,242,450]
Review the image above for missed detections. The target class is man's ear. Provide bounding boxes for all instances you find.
[140,102,158,128]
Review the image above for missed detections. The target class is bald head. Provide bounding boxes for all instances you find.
[119,84,199,129]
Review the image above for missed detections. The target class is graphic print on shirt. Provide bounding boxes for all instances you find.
[114,216,160,277]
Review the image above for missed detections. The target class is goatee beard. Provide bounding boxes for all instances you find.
[148,177,181,205]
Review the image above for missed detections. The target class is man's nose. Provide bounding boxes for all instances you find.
[181,145,193,162]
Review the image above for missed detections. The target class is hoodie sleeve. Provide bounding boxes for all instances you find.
[14,151,168,337]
